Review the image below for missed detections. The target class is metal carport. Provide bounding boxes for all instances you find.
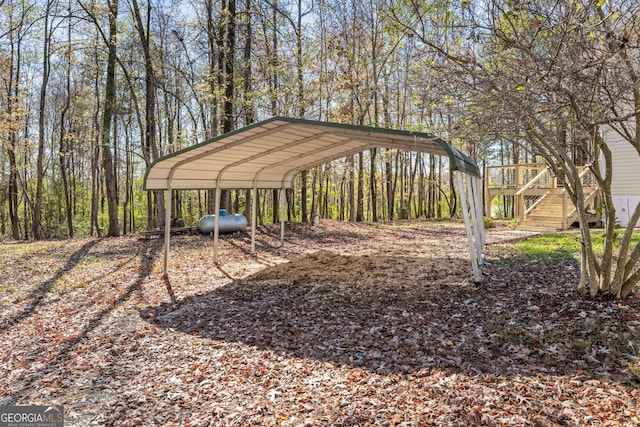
[144,117,485,281]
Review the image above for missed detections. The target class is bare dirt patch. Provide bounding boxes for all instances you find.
[1,220,638,426]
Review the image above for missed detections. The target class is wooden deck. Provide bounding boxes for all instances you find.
[485,164,600,232]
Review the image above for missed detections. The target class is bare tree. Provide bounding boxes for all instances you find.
[2,0,36,239]
[390,0,640,298]
[33,0,58,239]
[101,0,120,237]
[129,0,165,229]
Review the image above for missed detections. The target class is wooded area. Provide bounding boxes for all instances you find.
[0,0,476,240]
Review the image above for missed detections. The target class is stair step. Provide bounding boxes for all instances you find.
[521,220,563,227]
[519,186,572,231]
[526,214,563,221]
[518,226,564,232]
[525,214,564,221]
[518,220,564,232]
[529,207,562,214]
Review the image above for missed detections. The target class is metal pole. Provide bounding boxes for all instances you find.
[163,182,173,275]
[213,187,221,263]
[280,187,285,247]
[251,186,257,255]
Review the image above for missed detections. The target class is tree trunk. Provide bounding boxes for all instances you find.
[91,43,102,237]
[295,0,308,223]
[58,8,74,238]
[356,152,364,221]
[407,153,418,219]
[33,3,54,240]
[6,13,22,240]
[59,115,74,238]
[301,170,308,222]
[242,0,254,125]
[220,0,236,211]
[130,0,163,230]
[272,189,279,224]
[348,155,355,222]
[318,167,324,218]
[101,0,120,237]
[223,0,235,133]
[385,149,394,220]
[205,0,220,136]
[310,166,318,217]
[370,148,378,221]
[7,147,20,239]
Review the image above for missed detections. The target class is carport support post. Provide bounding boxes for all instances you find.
[473,176,486,259]
[213,186,222,263]
[456,172,481,282]
[251,186,257,256]
[280,187,286,247]
[163,181,173,274]
[466,175,484,267]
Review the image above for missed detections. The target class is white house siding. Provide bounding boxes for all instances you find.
[604,127,640,227]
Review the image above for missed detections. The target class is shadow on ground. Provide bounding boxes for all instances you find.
[2,238,162,406]
[143,248,639,381]
[0,239,102,332]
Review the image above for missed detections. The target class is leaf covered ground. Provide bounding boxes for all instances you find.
[1,219,639,426]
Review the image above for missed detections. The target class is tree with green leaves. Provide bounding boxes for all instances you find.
[390,0,640,298]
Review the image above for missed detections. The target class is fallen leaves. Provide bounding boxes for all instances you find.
[1,220,639,426]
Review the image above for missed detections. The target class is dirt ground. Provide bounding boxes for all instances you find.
[1,219,638,426]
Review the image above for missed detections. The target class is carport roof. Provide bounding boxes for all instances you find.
[144,116,480,191]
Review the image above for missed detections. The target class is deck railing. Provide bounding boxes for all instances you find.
[486,164,555,220]
[486,163,555,190]
[486,164,600,228]
[515,167,553,222]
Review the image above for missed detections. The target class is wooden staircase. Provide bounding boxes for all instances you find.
[518,188,566,232]
[486,164,600,233]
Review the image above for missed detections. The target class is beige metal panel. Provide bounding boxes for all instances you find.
[217,171,262,181]
[144,179,167,190]
[148,178,218,190]
[168,166,209,175]
[143,117,478,192]
[259,140,366,167]
[158,179,292,190]
[216,182,292,189]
